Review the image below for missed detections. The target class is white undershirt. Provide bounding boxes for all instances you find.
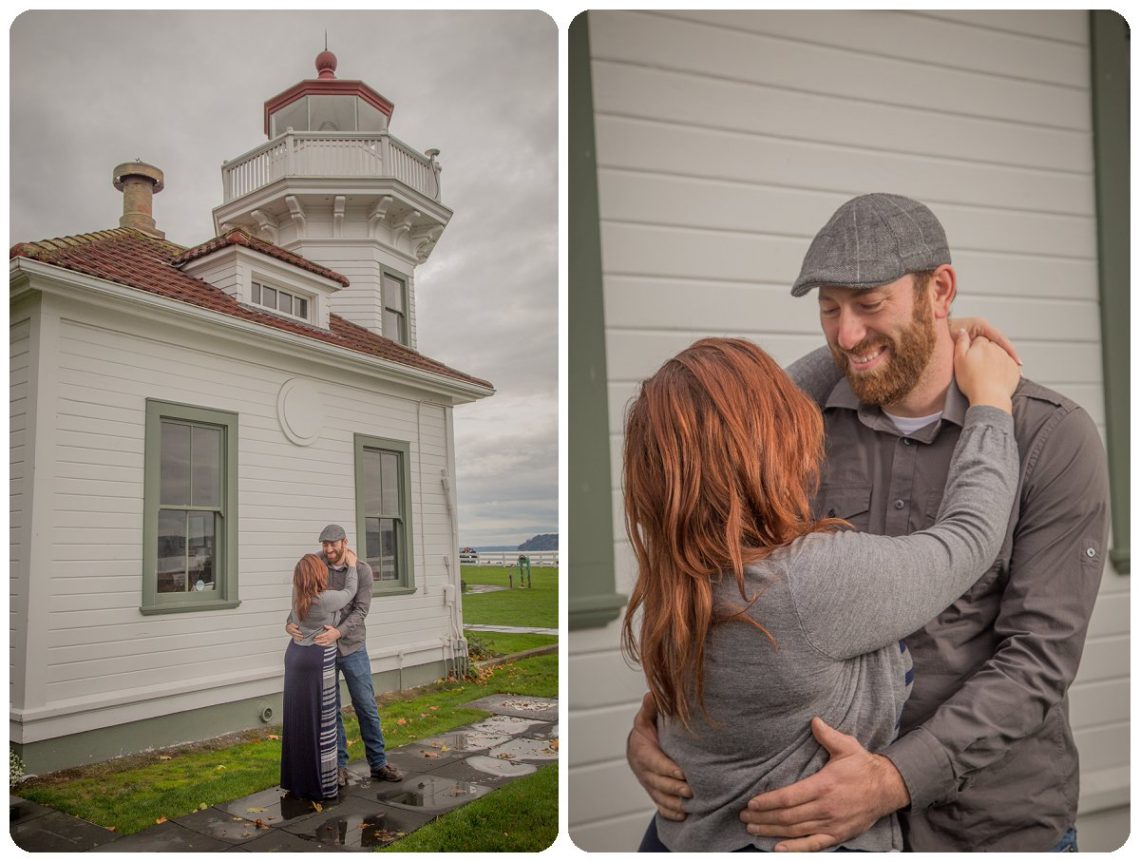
[883,409,943,436]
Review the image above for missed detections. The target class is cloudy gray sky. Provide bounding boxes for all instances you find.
[9,10,558,548]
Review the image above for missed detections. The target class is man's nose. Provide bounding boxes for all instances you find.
[835,309,866,351]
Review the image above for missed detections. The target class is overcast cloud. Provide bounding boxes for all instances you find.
[9,10,558,547]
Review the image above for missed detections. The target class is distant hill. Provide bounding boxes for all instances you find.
[518,533,558,552]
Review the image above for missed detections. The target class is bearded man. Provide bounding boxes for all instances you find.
[628,194,1108,852]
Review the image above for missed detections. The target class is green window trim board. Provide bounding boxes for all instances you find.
[141,399,240,614]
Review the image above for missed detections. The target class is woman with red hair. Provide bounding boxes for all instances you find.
[280,552,359,801]
[621,335,1020,852]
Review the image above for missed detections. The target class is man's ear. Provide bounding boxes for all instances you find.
[929,265,957,319]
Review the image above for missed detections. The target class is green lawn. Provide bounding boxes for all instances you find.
[17,653,557,837]
[467,631,557,658]
[380,764,557,852]
[461,565,558,629]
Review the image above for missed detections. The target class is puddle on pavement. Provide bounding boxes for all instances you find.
[463,755,538,778]
[485,737,559,761]
[419,730,512,752]
[467,715,545,735]
[375,775,491,811]
[311,813,404,849]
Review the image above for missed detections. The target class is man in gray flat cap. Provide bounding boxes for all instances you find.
[628,193,1107,851]
[286,524,403,786]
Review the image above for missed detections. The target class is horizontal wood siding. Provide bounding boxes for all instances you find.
[19,294,455,734]
[570,10,1126,851]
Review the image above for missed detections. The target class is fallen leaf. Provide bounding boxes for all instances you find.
[396,718,407,726]
[423,751,439,759]
[246,807,267,814]
[198,802,208,810]
[107,827,117,833]
[266,735,280,741]
[158,755,172,761]
[312,802,323,813]
[439,745,451,752]
[429,706,439,711]
[255,819,269,830]
[549,740,560,750]
[155,816,168,825]
[215,765,226,771]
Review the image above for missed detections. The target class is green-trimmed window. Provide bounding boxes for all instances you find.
[142,400,239,614]
[381,271,408,345]
[354,435,415,594]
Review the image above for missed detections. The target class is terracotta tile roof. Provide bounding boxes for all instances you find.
[9,228,492,391]
[173,227,351,286]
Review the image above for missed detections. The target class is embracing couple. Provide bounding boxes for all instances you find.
[623,195,1107,852]
[278,524,404,802]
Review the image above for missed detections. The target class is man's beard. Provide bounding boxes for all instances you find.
[830,290,937,406]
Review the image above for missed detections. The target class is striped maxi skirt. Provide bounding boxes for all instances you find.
[281,640,339,800]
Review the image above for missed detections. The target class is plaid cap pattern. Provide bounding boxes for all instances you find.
[791,193,951,296]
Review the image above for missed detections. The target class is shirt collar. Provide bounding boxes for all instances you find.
[823,374,967,441]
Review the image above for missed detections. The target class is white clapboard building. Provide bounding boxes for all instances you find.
[10,50,493,772]
[569,11,1128,851]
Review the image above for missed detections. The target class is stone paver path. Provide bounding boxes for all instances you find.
[11,695,558,852]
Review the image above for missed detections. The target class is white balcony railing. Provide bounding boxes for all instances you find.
[221,131,442,203]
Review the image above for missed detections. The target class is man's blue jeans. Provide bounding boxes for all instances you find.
[1050,827,1078,852]
[334,647,387,770]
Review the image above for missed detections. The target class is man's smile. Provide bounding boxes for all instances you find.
[844,344,889,373]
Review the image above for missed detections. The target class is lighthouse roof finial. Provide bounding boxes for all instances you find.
[315,38,337,79]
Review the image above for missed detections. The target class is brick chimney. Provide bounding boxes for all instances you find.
[113,161,165,239]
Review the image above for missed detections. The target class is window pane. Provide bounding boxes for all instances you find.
[187,512,216,592]
[383,309,404,343]
[383,275,404,312]
[251,282,261,304]
[296,298,308,319]
[310,95,358,132]
[278,291,292,314]
[365,516,381,581]
[363,451,382,515]
[270,96,308,135]
[380,519,398,581]
[191,426,222,507]
[263,286,277,309]
[357,99,387,133]
[157,509,187,593]
[380,452,400,517]
[160,422,191,505]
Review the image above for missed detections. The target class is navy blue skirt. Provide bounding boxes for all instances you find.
[281,640,339,800]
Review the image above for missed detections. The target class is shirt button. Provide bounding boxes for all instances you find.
[894,500,905,510]
[1086,548,1097,558]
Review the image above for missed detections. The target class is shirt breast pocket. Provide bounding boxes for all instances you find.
[816,485,873,532]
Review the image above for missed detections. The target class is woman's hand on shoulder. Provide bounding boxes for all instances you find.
[953,330,1020,414]
[344,547,358,567]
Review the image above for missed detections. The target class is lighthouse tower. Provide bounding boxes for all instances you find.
[211,49,450,349]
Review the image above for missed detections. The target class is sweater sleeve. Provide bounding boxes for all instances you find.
[785,345,843,408]
[314,564,359,615]
[789,406,1018,659]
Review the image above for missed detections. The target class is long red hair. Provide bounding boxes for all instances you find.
[293,554,328,621]
[620,338,841,729]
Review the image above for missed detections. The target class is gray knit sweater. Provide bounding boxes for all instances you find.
[288,565,358,646]
[655,405,1018,852]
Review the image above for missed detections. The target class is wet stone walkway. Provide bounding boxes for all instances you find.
[11,694,558,852]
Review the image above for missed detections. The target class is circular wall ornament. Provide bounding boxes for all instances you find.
[277,377,323,446]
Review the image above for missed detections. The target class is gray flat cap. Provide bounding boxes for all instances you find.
[319,524,347,543]
[791,193,951,296]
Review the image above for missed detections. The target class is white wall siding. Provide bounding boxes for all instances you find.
[14,291,457,743]
[570,9,1125,851]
